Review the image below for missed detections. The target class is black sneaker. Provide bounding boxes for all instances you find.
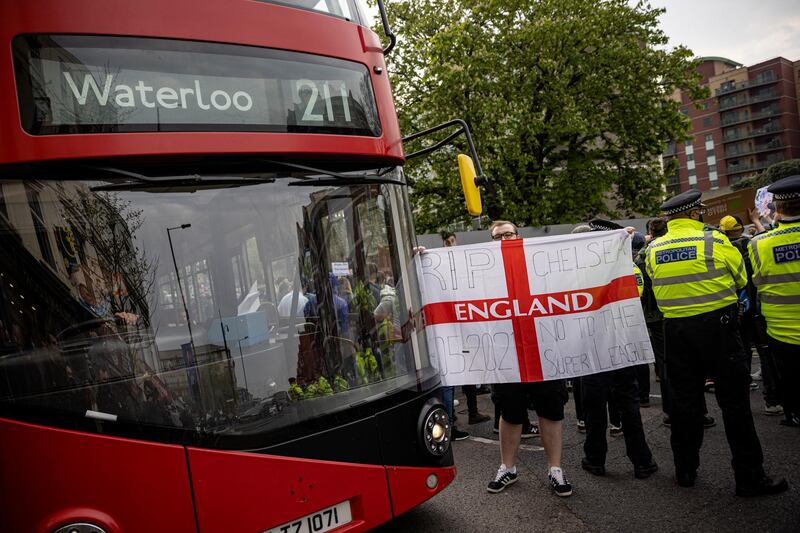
[779,413,800,427]
[452,428,470,441]
[468,412,491,425]
[581,458,605,476]
[548,467,572,497]
[634,461,659,479]
[735,476,789,497]
[487,466,518,493]
[609,424,623,437]
[521,422,540,439]
[662,416,671,427]
[703,415,716,429]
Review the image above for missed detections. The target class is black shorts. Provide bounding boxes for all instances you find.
[492,380,568,423]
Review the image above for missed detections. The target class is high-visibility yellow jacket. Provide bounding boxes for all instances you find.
[633,263,644,297]
[748,220,800,345]
[645,218,746,318]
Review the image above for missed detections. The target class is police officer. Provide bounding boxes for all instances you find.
[749,175,800,428]
[645,190,787,496]
[579,219,658,479]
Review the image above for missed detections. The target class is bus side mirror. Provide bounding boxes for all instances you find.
[457,154,482,216]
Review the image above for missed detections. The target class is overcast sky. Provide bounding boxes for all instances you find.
[650,0,800,66]
[368,1,799,66]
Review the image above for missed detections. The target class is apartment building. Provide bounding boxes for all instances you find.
[663,56,800,196]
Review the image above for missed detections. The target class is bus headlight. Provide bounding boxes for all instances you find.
[420,406,451,456]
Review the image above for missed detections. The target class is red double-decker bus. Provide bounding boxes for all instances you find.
[0,1,456,531]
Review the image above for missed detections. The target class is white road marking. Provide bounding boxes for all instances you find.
[469,436,544,452]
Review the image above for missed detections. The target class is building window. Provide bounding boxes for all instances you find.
[688,171,698,188]
[684,139,693,147]
[755,70,774,83]
[701,102,710,110]
[25,185,56,268]
[687,153,694,161]
[709,164,717,173]
[705,134,713,142]
[703,117,712,127]
[709,169,719,190]
[708,155,716,166]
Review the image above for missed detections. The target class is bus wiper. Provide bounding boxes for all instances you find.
[261,159,405,187]
[90,175,276,192]
[288,176,405,186]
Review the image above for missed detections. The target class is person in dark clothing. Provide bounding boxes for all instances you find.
[719,215,782,415]
[579,219,658,479]
[440,231,491,426]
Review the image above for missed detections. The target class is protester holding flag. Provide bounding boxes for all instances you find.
[485,221,572,498]
[645,189,787,496]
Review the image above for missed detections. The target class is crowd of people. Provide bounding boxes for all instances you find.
[443,174,799,499]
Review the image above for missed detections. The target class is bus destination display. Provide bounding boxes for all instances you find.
[13,35,381,136]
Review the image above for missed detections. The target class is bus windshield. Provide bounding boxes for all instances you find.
[0,168,434,438]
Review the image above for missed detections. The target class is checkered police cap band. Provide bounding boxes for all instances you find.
[589,221,615,231]
[662,198,703,215]
[773,191,800,201]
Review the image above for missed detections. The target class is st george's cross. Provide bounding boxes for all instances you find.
[415,230,654,386]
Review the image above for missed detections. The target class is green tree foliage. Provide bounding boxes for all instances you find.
[383,0,707,230]
[731,159,800,191]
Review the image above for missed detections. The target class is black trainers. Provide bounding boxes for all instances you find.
[521,422,540,439]
[548,467,572,497]
[609,424,623,437]
[452,428,470,441]
[703,415,716,429]
[779,413,800,427]
[662,416,671,427]
[468,412,490,425]
[487,466,518,493]
[735,476,789,497]
[634,461,659,479]
[581,458,605,476]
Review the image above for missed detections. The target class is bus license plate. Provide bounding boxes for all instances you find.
[264,500,352,533]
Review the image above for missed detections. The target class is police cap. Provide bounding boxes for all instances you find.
[660,189,705,215]
[767,174,800,200]
[588,218,623,231]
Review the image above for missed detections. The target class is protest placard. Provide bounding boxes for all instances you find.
[415,230,654,386]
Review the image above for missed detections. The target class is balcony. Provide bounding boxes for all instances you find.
[720,107,780,127]
[723,139,782,159]
[718,90,779,111]
[726,154,785,176]
[715,72,777,96]
[718,97,749,111]
[721,121,781,143]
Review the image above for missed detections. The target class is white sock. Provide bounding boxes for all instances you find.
[500,464,517,474]
[549,466,562,475]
